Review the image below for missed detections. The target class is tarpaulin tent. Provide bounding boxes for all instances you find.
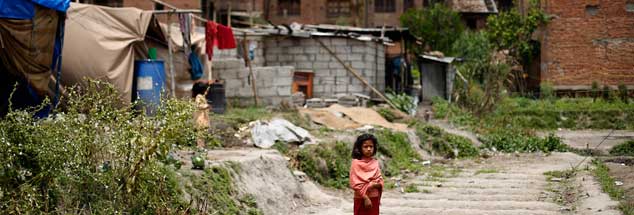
[0,0,70,116]
[61,3,208,102]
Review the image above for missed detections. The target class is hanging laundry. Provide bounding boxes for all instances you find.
[216,24,236,50]
[205,21,217,60]
[179,13,192,57]
[205,21,237,60]
[188,46,204,80]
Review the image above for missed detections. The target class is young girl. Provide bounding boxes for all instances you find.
[349,134,384,215]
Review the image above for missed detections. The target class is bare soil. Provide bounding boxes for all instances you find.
[605,157,634,209]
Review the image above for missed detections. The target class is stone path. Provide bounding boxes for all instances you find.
[299,153,621,215]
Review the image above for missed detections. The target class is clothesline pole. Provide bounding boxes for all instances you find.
[242,32,258,106]
[166,12,176,98]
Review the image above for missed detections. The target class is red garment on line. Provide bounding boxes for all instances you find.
[216,24,236,50]
[205,21,236,60]
[205,21,217,60]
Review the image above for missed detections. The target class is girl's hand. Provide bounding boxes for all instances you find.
[363,196,372,209]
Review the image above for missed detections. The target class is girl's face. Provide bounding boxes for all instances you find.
[361,140,375,158]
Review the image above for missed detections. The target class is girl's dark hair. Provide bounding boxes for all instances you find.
[351,133,378,160]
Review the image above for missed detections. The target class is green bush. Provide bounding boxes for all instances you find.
[377,108,398,122]
[480,130,567,153]
[618,83,629,103]
[386,92,416,115]
[415,124,479,158]
[375,130,424,176]
[401,3,464,54]
[540,82,555,100]
[297,141,351,189]
[185,166,262,215]
[609,141,634,157]
[296,130,424,189]
[0,80,203,213]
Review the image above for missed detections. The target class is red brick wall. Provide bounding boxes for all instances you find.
[541,0,634,88]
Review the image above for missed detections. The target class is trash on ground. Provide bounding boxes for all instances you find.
[251,118,314,148]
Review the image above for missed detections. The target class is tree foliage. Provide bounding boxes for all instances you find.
[401,3,465,54]
[486,1,548,65]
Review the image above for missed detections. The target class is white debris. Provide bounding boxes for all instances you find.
[251,118,314,148]
[615,181,624,186]
[422,160,432,166]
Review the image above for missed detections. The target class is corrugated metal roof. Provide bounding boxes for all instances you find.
[449,0,498,13]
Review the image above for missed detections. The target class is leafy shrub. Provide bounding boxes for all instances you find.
[377,108,398,122]
[400,3,464,54]
[609,141,634,157]
[415,124,479,158]
[296,141,351,189]
[375,130,424,176]
[540,82,555,100]
[296,130,423,189]
[618,83,629,103]
[480,130,567,153]
[0,80,202,213]
[184,166,262,214]
[386,92,416,115]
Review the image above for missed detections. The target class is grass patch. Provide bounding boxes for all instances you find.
[404,184,420,193]
[377,108,398,122]
[610,141,634,157]
[421,189,432,194]
[592,160,633,215]
[480,131,568,153]
[292,129,424,190]
[414,124,480,158]
[475,169,499,175]
[184,165,262,214]
[217,107,272,125]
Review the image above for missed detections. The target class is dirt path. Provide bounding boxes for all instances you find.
[541,130,634,153]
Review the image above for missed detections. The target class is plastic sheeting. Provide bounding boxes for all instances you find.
[0,0,69,19]
[61,3,154,102]
[0,6,59,93]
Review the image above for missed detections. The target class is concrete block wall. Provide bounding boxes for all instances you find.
[263,36,386,98]
[205,36,291,106]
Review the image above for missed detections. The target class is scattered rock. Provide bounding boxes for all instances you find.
[550,177,563,182]
[293,171,308,182]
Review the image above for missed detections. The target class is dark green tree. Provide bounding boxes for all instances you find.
[486,1,548,66]
[400,3,465,54]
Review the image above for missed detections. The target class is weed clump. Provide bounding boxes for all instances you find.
[415,124,480,158]
[609,141,634,157]
[480,130,567,153]
[0,80,254,214]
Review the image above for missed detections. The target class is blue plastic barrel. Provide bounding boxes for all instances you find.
[133,60,165,116]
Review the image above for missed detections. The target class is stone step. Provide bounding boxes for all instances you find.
[379,199,561,212]
[415,186,545,196]
[379,207,562,215]
[411,180,546,190]
[382,192,543,202]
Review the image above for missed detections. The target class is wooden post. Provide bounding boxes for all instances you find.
[167,11,176,98]
[314,38,400,111]
[228,4,232,27]
[242,33,259,106]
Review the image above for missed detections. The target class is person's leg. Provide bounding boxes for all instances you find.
[370,197,381,215]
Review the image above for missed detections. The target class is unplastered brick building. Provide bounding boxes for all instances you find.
[541,0,634,90]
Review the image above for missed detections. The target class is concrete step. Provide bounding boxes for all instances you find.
[415,186,546,196]
[382,192,543,202]
[379,199,561,211]
[379,207,562,215]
